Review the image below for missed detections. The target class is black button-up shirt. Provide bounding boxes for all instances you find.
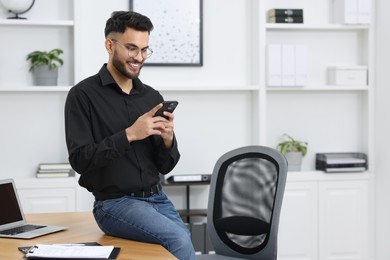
[64,64,180,199]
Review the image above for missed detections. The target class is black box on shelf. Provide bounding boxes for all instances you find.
[267,8,304,24]
[267,8,304,17]
[316,152,368,173]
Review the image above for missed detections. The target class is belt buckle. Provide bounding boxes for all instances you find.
[143,191,152,197]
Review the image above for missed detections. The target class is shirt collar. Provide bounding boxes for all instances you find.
[98,64,145,95]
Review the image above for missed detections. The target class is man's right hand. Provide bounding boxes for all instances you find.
[125,103,168,142]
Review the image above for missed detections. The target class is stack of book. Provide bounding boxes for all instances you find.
[36,163,75,178]
[267,9,304,24]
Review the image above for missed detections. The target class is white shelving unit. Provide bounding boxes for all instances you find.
[0,1,75,90]
[255,0,375,259]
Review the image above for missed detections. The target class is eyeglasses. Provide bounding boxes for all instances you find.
[110,39,153,59]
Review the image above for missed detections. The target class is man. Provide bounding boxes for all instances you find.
[64,11,195,260]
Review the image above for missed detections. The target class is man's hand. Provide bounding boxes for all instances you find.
[125,103,175,148]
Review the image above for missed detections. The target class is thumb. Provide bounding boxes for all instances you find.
[149,103,163,116]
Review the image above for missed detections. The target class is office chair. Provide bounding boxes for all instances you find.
[197,145,287,260]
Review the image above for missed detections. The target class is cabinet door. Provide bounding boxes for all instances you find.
[278,181,318,260]
[318,181,368,260]
[17,188,76,213]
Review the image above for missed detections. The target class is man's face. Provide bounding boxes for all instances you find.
[110,28,150,79]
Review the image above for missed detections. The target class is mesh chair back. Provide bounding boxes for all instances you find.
[207,146,287,259]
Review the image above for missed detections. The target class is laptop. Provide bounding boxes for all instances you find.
[0,179,66,239]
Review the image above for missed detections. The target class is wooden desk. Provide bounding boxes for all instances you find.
[0,212,176,260]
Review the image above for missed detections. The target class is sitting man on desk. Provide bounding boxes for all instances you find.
[64,11,195,260]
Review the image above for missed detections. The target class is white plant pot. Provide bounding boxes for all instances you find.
[285,151,303,171]
[32,65,58,86]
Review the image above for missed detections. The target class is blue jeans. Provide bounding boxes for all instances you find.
[93,188,195,260]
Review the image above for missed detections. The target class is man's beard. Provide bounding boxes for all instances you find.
[112,54,143,80]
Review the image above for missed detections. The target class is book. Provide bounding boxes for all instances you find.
[267,8,303,17]
[36,172,73,178]
[268,16,304,23]
[38,163,72,170]
[37,169,73,173]
[36,169,75,178]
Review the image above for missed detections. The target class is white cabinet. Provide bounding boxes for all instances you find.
[278,181,318,260]
[319,180,369,260]
[14,178,77,213]
[278,174,370,260]
[18,187,76,213]
[13,177,95,213]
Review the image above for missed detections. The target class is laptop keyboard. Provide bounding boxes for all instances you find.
[0,224,45,235]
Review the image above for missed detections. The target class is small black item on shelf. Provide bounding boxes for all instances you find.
[267,8,304,24]
[316,152,368,173]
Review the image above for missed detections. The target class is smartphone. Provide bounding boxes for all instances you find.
[154,101,179,119]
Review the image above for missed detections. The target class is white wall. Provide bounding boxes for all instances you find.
[375,0,390,259]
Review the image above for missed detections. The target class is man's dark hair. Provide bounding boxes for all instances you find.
[104,11,154,38]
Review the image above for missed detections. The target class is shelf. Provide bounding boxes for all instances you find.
[0,19,74,27]
[0,86,72,92]
[286,170,371,182]
[156,85,259,92]
[266,23,369,31]
[267,85,369,92]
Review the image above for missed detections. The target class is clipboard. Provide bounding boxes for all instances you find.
[18,242,120,259]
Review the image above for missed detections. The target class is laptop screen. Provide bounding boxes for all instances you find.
[0,182,23,225]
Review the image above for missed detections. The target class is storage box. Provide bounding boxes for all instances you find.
[328,66,368,86]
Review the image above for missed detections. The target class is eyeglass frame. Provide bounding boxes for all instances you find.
[109,38,153,59]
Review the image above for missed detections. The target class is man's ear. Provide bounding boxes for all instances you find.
[105,38,114,54]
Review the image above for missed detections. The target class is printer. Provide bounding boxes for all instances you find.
[316,152,368,173]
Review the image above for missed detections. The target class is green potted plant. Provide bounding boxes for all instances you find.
[26,48,64,86]
[277,134,308,171]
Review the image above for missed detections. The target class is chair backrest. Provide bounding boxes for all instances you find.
[207,145,287,259]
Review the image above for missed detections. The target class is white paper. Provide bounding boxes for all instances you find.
[326,158,366,164]
[26,244,114,259]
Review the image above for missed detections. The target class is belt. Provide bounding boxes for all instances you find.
[94,184,161,201]
[129,184,161,198]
